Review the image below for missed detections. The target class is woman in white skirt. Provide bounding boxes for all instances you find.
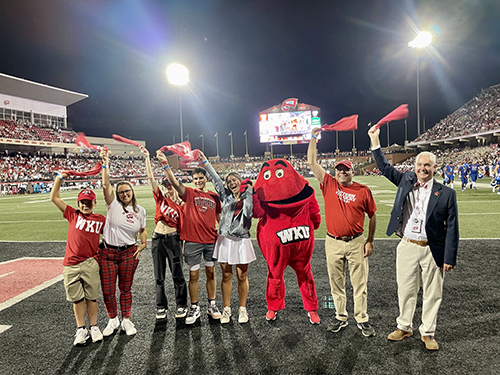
[199,151,256,324]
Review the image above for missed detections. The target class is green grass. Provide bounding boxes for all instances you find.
[0,176,498,241]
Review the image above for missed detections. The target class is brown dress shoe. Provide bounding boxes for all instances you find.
[387,328,413,341]
[421,336,439,350]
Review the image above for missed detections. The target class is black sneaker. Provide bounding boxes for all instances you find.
[357,322,376,337]
[327,319,348,333]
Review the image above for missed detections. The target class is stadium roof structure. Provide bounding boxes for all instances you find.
[0,73,88,106]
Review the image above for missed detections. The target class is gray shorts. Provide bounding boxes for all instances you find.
[184,242,215,266]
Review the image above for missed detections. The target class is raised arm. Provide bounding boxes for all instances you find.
[241,182,254,220]
[100,148,114,205]
[368,126,404,186]
[156,150,185,197]
[307,127,326,184]
[199,150,225,198]
[141,146,159,194]
[50,172,69,213]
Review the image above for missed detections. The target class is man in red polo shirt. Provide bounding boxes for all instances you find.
[307,127,377,337]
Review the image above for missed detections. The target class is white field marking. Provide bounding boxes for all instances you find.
[25,197,77,204]
[0,220,66,223]
[0,325,12,334]
[0,257,64,264]
[0,271,15,279]
[371,190,397,195]
[0,257,64,312]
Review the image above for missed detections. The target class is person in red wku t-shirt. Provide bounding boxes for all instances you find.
[157,150,222,325]
[307,127,377,338]
[50,173,106,346]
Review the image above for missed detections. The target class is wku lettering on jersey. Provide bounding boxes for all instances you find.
[336,189,357,204]
[276,225,310,245]
[160,201,179,221]
[75,216,104,233]
[194,196,216,213]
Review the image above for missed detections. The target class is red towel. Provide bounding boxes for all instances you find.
[321,115,358,132]
[160,141,200,161]
[112,134,142,147]
[76,133,102,151]
[65,162,103,176]
[374,104,409,129]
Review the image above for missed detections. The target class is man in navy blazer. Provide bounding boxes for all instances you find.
[368,126,458,351]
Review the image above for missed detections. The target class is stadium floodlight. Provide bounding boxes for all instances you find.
[167,64,189,141]
[167,64,189,85]
[408,32,432,136]
[408,31,432,49]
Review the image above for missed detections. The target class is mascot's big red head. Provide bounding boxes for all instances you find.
[254,159,313,204]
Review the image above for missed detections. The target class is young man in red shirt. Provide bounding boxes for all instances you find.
[307,128,377,337]
[50,173,106,345]
[158,151,222,324]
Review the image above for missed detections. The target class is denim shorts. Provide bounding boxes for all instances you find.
[184,241,215,266]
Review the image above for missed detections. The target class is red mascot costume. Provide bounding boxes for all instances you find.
[253,159,321,323]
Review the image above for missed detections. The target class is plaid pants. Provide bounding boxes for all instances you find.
[98,245,139,319]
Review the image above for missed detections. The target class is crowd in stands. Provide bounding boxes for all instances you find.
[0,151,191,186]
[414,85,500,143]
[0,120,77,143]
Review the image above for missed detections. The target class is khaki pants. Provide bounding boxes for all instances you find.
[396,239,444,336]
[325,235,369,323]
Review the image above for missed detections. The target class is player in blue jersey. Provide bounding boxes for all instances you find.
[468,161,480,189]
[458,163,469,191]
[444,163,455,189]
[492,162,500,194]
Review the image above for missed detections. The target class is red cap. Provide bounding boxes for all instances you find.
[335,160,352,170]
[77,189,96,202]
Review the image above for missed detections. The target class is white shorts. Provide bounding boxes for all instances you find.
[214,235,256,265]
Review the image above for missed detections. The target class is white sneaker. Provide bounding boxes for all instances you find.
[90,326,103,342]
[121,319,137,336]
[102,317,120,336]
[185,304,201,325]
[238,306,249,324]
[221,307,231,324]
[73,327,89,346]
[207,301,222,319]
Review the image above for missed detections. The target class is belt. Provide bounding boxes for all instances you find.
[104,242,136,251]
[327,232,363,242]
[153,231,179,239]
[403,236,428,247]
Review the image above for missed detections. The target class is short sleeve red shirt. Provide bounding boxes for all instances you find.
[153,189,183,230]
[63,205,106,266]
[181,187,221,244]
[320,173,377,237]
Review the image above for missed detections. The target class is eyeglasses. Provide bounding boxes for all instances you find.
[118,189,132,195]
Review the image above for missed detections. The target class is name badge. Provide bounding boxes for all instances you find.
[411,218,422,234]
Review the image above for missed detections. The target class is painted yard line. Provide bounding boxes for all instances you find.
[0,273,63,312]
[0,325,12,334]
[0,271,15,279]
[0,256,65,265]
[0,220,67,223]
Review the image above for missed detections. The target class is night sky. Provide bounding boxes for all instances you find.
[1,0,500,157]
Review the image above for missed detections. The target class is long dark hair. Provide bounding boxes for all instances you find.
[225,172,242,197]
[115,181,139,213]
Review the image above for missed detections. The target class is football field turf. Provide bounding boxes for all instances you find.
[0,176,498,241]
